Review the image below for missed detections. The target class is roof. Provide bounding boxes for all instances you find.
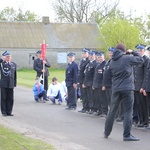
[0,22,103,49]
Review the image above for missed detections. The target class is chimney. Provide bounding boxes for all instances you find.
[42,16,50,24]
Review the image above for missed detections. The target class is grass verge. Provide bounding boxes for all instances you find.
[0,125,55,150]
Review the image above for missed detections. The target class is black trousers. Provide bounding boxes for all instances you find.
[135,91,149,125]
[39,76,48,92]
[1,87,14,115]
[104,90,134,138]
[67,86,77,108]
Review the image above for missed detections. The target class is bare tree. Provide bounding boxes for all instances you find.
[52,0,120,23]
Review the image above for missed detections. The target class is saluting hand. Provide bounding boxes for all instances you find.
[143,90,147,96]
[102,86,106,91]
[73,83,77,89]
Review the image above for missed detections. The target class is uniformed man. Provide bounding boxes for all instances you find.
[33,50,51,93]
[65,52,78,110]
[82,50,97,114]
[78,48,90,113]
[93,52,107,116]
[133,44,149,127]
[102,47,115,106]
[0,51,17,116]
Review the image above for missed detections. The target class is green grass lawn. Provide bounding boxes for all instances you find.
[0,125,55,150]
[17,68,65,88]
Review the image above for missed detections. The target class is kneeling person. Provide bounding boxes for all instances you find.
[47,77,62,104]
[32,77,47,103]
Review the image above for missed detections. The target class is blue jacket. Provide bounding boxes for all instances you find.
[65,61,78,87]
[32,83,45,96]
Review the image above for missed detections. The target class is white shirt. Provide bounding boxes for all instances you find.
[47,83,61,97]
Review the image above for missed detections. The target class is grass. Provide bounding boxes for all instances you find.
[17,68,66,88]
[0,125,55,150]
[0,68,66,150]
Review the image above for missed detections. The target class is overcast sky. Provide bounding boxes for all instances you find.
[0,0,149,21]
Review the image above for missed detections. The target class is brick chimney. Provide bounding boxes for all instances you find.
[42,16,50,24]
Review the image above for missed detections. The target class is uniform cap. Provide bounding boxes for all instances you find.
[146,46,150,51]
[67,52,75,57]
[89,50,96,56]
[36,50,42,54]
[96,52,104,56]
[2,51,10,56]
[136,44,146,50]
[82,48,89,53]
[108,47,115,52]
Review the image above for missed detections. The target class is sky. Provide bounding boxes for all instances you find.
[0,0,149,21]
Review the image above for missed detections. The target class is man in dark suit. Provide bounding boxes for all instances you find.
[65,52,78,110]
[33,50,51,93]
[82,50,97,114]
[78,48,90,113]
[93,52,107,116]
[133,44,149,127]
[104,44,143,141]
[0,51,17,116]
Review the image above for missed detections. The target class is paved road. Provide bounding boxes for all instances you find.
[0,86,150,150]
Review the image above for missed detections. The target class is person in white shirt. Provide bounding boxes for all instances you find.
[47,77,62,104]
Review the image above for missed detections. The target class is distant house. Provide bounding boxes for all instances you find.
[0,17,105,69]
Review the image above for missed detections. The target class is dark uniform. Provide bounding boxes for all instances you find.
[133,45,149,127]
[65,52,78,109]
[33,50,51,92]
[77,48,90,113]
[102,47,115,106]
[93,52,107,116]
[144,58,150,123]
[83,51,97,113]
[0,51,17,116]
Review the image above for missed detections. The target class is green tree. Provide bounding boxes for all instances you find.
[100,18,143,50]
[0,7,40,21]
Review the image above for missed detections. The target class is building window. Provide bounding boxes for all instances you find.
[57,52,67,63]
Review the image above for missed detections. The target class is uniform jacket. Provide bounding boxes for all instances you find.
[133,55,149,91]
[65,61,78,87]
[93,60,106,88]
[102,59,112,87]
[83,60,97,87]
[145,60,150,92]
[33,58,51,77]
[0,59,17,88]
[109,50,143,92]
[32,83,45,96]
[77,57,89,83]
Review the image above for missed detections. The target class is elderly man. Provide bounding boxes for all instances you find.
[65,52,78,110]
[104,44,143,141]
[0,51,17,116]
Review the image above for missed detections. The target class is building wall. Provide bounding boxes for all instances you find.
[0,48,84,69]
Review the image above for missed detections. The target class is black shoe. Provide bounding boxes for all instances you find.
[7,114,14,116]
[65,107,76,110]
[78,109,83,113]
[116,117,123,122]
[104,133,108,138]
[137,124,144,127]
[123,135,140,141]
[2,113,7,117]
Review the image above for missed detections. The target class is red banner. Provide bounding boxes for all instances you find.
[41,41,46,61]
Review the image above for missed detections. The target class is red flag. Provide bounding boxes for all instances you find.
[41,40,46,61]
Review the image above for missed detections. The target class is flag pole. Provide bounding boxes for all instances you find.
[41,40,46,89]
